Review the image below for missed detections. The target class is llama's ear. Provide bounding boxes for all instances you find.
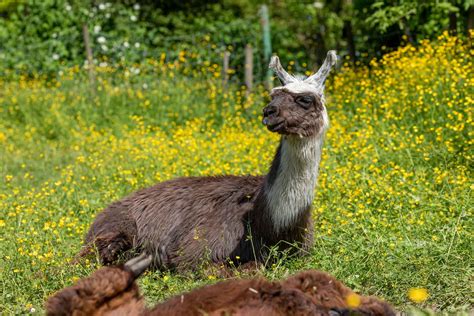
[304,50,337,89]
[124,253,153,278]
[269,55,296,85]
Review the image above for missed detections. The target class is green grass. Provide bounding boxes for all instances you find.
[0,36,472,314]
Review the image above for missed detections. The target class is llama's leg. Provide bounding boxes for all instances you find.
[93,231,135,265]
[236,260,262,274]
[79,204,138,265]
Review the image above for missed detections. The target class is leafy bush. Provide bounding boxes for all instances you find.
[0,1,264,78]
[1,1,471,76]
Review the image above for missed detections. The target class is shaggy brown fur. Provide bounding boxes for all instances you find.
[281,271,396,316]
[47,257,395,316]
[46,266,144,316]
[152,270,395,316]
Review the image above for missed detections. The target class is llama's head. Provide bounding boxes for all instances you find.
[263,51,337,138]
[45,253,152,316]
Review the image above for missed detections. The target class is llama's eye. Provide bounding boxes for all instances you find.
[296,95,314,109]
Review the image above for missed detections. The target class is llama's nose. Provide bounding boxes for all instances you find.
[263,105,278,117]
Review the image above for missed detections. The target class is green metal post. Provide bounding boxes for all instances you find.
[260,5,273,89]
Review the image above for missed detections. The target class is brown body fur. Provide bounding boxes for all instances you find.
[46,265,144,316]
[80,174,314,268]
[46,263,395,316]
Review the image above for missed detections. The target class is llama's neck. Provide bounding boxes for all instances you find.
[264,134,324,233]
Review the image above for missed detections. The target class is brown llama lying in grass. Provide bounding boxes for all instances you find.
[78,51,338,269]
[47,254,396,316]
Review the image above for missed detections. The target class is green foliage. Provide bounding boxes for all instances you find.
[270,2,345,65]
[0,0,82,72]
[365,1,459,37]
[0,0,264,77]
[0,0,19,12]
[366,1,418,33]
[1,0,472,76]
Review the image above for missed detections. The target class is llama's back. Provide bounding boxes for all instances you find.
[149,277,323,316]
[84,175,264,267]
[130,175,264,268]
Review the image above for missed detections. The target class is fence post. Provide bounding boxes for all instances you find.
[82,24,96,95]
[260,5,272,90]
[468,5,474,32]
[244,44,253,96]
[449,12,457,35]
[222,51,230,90]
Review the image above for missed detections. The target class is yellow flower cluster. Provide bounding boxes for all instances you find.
[0,33,471,312]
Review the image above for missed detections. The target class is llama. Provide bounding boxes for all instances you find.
[153,270,396,316]
[46,254,396,316]
[79,51,338,269]
[46,253,152,316]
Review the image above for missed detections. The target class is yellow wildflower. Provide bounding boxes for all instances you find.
[408,288,429,303]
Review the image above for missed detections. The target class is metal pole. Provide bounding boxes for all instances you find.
[260,5,272,89]
[82,24,96,95]
[222,51,230,90]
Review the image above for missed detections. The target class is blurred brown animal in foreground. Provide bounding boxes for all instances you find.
[46,254,395,316]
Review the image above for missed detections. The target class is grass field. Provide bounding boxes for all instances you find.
[0,33,472,314]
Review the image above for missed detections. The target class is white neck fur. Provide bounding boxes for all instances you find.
[265,123,327,233]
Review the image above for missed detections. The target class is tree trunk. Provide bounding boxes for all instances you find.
[343,20,356,64]
[468,5,474,33]
[401,18,415,44]
[449,12,457,35]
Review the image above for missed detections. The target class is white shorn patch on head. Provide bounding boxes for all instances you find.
[265,114,328,233]
[272,81,323,96]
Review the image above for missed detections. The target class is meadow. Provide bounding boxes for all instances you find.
[0,33,472,314]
